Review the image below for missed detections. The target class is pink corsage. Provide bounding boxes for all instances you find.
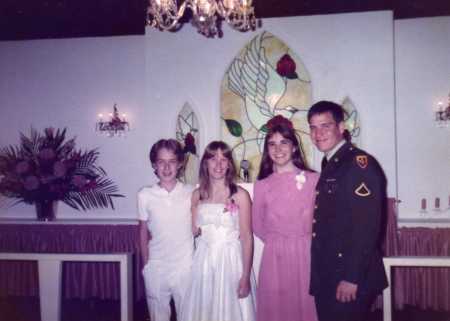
[295,171,306,190]
[224,199,239,215]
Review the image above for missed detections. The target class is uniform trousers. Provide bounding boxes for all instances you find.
[314,289,376,321]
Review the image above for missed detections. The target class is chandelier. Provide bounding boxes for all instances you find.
[435,94,450,127]
[146,0,257,37]
[96,104,130,137]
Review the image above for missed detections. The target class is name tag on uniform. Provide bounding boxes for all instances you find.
[325,178,338,194]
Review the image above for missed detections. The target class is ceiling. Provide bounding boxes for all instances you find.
[1,0,449,41]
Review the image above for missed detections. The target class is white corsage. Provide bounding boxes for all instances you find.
[295,171,306,190]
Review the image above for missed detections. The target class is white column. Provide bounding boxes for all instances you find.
[38,259,62,321]
[120,254,133,321]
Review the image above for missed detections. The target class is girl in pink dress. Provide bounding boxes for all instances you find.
[252,115,318,321]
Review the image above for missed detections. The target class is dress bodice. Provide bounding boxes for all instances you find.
[196,203,240,245]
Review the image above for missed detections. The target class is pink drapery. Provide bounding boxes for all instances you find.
[378,198,450,311]
[0,224,145,300]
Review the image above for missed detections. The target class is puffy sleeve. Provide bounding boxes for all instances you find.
[252,179,267,242]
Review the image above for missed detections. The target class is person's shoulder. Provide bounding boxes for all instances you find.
[303,169,319,179]
[347,146,383,177]
[254,176,269,191]
[303,170,319,185]
[236,185,251,198]
[234,185,251,204]
[179,182,195,194]
[137,185,155,197]
[191,187,201,203]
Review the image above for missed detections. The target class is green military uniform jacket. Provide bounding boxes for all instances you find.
[310,142,388,296]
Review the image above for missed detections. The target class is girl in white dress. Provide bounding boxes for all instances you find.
[180,141,256,321]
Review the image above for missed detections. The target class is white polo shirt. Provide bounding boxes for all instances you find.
[138,182,194,265]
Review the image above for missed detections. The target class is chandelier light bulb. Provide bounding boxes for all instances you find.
[224,0,235,10]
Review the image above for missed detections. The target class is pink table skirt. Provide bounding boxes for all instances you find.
[392,227,450,311]
[0,224,145,300]
[1,202,449,311]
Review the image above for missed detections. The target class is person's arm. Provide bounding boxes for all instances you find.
[137,190,151,265]
[337,155,386,302]
[236,187,254,298]
[139,220,150,264]
[191,189,201,237]
[251,180,266,242]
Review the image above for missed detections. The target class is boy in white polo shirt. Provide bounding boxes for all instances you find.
[138,139,194,321]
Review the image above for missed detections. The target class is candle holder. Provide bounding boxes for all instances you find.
[96,104,130,137]
[419,198,427,215]
[433,197,441,212]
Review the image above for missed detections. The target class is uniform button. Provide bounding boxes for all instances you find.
[314,204,318,209]
[312,233,316,237]
[316,190,320,195]
[338,253,343,257]
[313,219,317,224]
[334,158,339,162]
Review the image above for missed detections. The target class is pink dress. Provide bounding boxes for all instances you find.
[252,170,318,321]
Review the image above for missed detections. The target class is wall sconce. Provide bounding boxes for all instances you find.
[96,104,130,137]
[435,94,450,127]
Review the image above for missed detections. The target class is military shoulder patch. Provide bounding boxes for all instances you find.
[355,183,371,197]
[356,155,368,169]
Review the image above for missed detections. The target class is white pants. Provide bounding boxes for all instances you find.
[142,259,191,321]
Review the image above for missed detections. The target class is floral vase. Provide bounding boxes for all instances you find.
[35,200,57,221]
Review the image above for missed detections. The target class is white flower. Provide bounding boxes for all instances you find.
[295,171,306,190]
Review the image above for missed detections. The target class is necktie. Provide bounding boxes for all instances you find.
[321,157,328,171]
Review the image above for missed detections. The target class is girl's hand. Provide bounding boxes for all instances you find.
[192,226,201,237]
[237,276,251,298]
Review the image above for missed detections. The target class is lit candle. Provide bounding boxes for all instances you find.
[421,198,426,211]
[98,113,103,121]
[435,197,440,209]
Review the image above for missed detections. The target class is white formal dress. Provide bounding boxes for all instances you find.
[180,203,256,321]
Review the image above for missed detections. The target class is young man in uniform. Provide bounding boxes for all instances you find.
[308,101,388,321]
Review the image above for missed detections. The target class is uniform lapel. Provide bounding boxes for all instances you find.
[320,142,352,176]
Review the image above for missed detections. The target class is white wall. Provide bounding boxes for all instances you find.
[145,10,396,192]
[395,16,450,221]
[0,11,397,219]
[0,36,147,218]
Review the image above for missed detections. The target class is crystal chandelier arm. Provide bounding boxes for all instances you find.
[147,0,189,31]
[217,0,256,31]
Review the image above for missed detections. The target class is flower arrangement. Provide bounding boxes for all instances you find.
[0,127,123,210]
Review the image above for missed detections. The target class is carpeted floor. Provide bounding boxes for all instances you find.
[1,297,449,321]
